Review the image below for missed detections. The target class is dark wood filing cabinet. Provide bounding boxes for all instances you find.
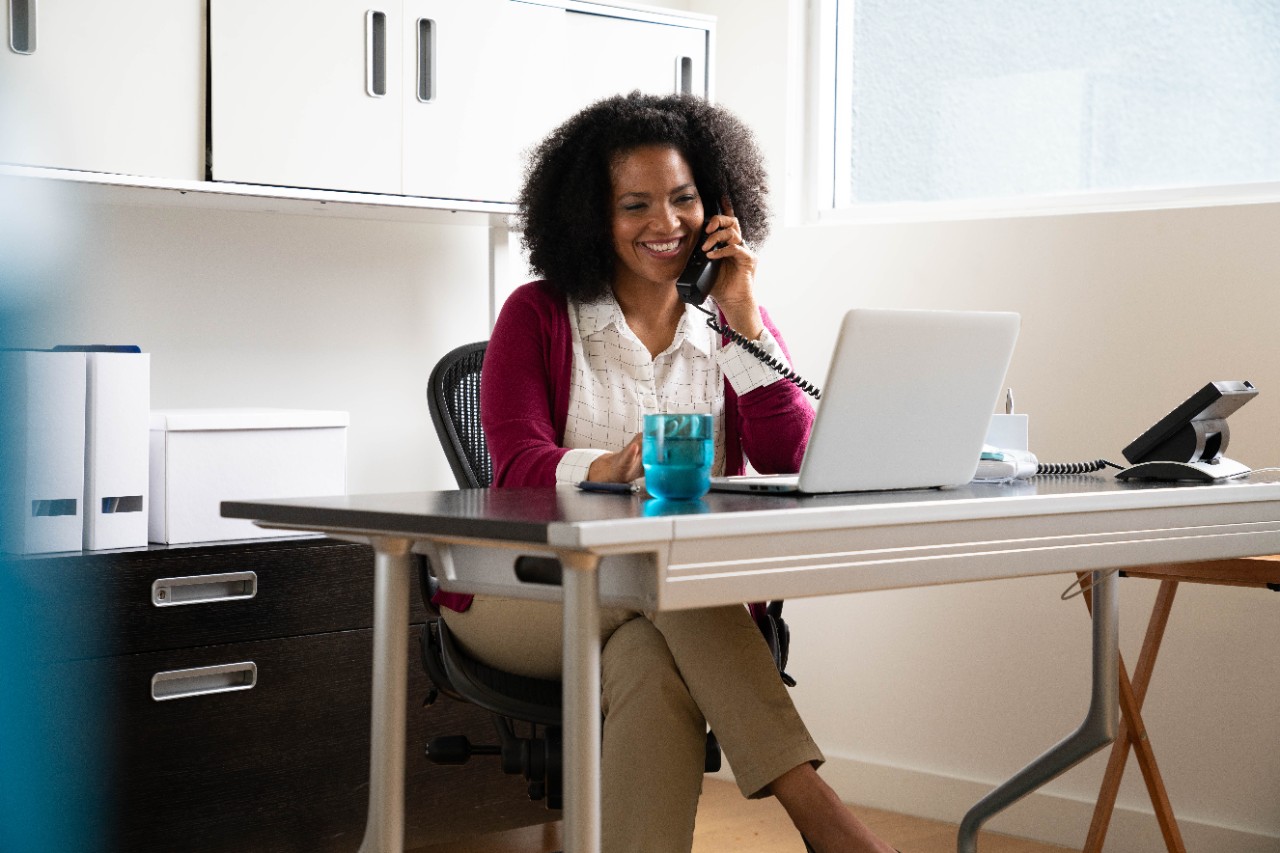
[14,537,552,853]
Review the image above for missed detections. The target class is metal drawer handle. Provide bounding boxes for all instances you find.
[366,9,387,96]
[151,662,257,702]
[9,0,35,54]
[416,17,435,102]
[675,55,693,94]
[152,571,257,607]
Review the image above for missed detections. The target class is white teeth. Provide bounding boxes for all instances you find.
[646,239,680,253]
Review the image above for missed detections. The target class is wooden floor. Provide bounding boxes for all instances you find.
[411,778,1078,853]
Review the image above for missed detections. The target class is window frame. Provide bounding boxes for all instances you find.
[814,0,1280,223]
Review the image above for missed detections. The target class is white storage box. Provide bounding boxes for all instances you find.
[149,409,348,544]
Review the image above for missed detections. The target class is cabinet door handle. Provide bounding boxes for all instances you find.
[8,0,35,54]
[152,571,258,607]
[415,18,435,102]
[675,55,694,95]
[366,9,388,97]
[151,662,258,702]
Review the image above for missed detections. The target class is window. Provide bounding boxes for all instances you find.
[824,0,1280,214]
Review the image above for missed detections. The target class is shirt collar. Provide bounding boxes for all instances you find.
[577,291,714,357]
[677,301,714,356]
[577,294,623,337]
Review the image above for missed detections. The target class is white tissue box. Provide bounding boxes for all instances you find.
[149,408,348,544]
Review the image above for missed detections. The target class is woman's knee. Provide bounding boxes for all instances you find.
[601,616,701,726]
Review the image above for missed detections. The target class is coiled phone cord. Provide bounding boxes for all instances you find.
[694,304,823,399]
[1035,459,1125,475]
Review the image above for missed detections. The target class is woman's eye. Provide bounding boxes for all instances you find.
[622,203,646,213]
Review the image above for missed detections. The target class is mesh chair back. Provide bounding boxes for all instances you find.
[428,341,492,489]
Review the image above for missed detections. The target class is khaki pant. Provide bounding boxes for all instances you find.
[442,597,823,853]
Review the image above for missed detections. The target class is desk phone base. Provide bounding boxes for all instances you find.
[1116,457,1252,483]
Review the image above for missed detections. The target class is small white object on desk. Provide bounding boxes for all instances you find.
[978,396,1034,481]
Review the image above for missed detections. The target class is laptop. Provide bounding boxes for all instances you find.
[710,308,1020,495]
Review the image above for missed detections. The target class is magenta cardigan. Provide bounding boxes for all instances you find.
[433,280,815,613]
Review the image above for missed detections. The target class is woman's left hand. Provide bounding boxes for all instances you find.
[702,197,764,339]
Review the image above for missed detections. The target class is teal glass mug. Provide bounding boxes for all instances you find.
[642,413,714,501]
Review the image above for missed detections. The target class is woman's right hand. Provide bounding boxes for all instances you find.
[586,433,643,483]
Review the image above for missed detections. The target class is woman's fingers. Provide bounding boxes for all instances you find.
[621,434,644,481]
[587,434,644,484]
[702,200,744,257]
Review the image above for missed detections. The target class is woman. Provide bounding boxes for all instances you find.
[436,92,898,853]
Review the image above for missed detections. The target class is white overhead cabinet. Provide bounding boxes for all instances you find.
[400,0,569,202]
[0,0,204,179]
[209,0,712,204]
[210,0,569,202]
[2,0,712,205]
[209,0,405,195]
[564,8,709,106]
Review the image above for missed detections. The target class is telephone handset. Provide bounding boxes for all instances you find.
[676,201,822,398]
[675,203,721,306]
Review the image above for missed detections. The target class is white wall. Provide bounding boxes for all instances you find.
[21,199,491,495]
[696,1,1280,850]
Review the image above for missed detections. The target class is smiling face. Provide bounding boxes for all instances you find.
[608,145,705,295]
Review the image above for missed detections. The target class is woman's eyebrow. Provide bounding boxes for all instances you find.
[617,183,697,202]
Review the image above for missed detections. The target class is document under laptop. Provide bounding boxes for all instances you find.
[710,308,1021,495]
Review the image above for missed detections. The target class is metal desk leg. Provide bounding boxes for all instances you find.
[561,555,603,853]
[957,569,1119,853]
[358,537,413,853]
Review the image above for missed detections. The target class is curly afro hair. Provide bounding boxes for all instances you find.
[516,91,771,303]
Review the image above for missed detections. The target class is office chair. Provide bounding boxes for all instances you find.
[418,340,796,811]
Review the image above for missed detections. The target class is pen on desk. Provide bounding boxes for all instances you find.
[577,480,639,494]
[1005,388,1015,415]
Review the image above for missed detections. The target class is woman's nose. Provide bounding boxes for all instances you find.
[652,202,681,230]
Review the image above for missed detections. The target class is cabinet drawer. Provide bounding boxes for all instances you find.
[73,624,549,853]
[16,538,429,660]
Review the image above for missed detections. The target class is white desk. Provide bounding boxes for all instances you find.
[223,473,1280,853]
